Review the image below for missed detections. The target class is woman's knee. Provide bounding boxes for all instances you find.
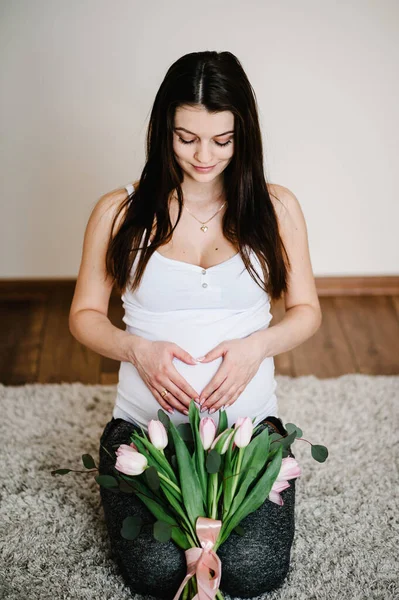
[218,481,296,596]
[98,421,187,597]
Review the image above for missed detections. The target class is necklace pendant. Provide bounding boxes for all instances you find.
[200,225,208,232]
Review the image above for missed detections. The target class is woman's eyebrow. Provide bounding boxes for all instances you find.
[174,127,234,137]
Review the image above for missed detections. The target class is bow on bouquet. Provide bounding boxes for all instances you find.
[52,402,328,600]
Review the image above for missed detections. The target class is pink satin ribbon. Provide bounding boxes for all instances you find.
[172,516,222,600]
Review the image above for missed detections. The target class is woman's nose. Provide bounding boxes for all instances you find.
[194,143,213,164]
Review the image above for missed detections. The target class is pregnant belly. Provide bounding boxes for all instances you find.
[115,355,278,431]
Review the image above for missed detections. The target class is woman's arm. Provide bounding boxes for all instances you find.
[69,187,145,366]
[250,184,322,359]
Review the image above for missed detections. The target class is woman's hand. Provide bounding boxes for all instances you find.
[130,339,200,415]
[196,336,266,413]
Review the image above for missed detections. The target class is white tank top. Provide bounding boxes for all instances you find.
[113,182,278,431]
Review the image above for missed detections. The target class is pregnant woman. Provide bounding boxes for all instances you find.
[69,50,321,599]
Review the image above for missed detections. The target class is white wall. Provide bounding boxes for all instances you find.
[1,0,398,278]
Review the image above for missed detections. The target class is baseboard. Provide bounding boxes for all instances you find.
[0,275,398,298]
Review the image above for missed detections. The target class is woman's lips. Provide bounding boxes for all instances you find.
[193,164,216,172]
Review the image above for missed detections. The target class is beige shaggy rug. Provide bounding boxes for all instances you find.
[0,374,398,600]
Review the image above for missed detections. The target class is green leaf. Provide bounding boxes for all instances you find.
[82,453,96,469]
[269,432,282,445]
[158,409,171,429]
[121,515,142,540]
[168,417,206,527]
[95,474,119,488]
[234,525,245,536]
[115,474,190,549]
[311,444,329,462]
[153,520,173,542]
[216,445,283,549]
[145,465,160,491]
[119,479,135,494]
[51,468,71,475]
[269,431,297,450]
[177,422,193,442]
[222,428,239,517]
[217,408,228,436]
[238,426,270,486]
[206,449,221,474]
[228,427,271,517]
[130,432,178,486]
[171,454,178,471]
[189,400,208,508]
[285,422,303,438]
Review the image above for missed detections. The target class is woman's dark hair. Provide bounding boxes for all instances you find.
[105,50,291,300]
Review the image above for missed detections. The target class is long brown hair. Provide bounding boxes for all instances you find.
[105,50,291,300]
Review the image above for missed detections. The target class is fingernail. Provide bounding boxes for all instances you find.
[168,408,174,414]
[196,356,205,362]
[200,406,206,412]
[209,408,216,414]
[183,410,189,415]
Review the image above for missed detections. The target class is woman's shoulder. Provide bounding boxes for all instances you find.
[267,182,301,224]
[91,180,141,239]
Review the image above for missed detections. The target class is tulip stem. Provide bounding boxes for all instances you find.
[229,447,243,500]
[158,472,183,497]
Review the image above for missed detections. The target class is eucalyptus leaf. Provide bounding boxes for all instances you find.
[95,474,119,488]
[153,520,173,542]
[234,525,245,536]
[285,422,303,438]
[311,444,329,462]
[121,515,142,540]
[51,468,71,475]
[82,453,96,469]
[118,476,191,550]
[206,449,221,474]
[81,454,95,469]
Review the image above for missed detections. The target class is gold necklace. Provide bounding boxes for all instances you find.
[183,201,226,232]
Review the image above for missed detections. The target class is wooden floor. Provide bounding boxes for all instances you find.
[1,283,398,385]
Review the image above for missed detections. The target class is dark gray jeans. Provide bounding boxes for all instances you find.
[98,415,296,599]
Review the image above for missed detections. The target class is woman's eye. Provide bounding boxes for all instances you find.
[178,136,232,148]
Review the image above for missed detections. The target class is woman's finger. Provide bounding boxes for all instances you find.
[148,384,187,415]
[158,376,195,414]
[201,376,232,411]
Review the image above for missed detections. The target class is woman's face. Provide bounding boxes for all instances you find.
[172,104,235,183]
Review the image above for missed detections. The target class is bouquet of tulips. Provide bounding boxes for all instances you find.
[52,401,328,600]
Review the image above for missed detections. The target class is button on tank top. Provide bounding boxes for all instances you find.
[113,183,278,431]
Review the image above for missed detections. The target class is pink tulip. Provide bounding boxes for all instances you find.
[233,417,253,448]
[269,480,291,506]
[115,444,137,457]
[269,457,302,506]
[130,441,139,451]
[148,419,168,450]
[210,429,235,454]
[199,417,217,450]
[115,451,148,476]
